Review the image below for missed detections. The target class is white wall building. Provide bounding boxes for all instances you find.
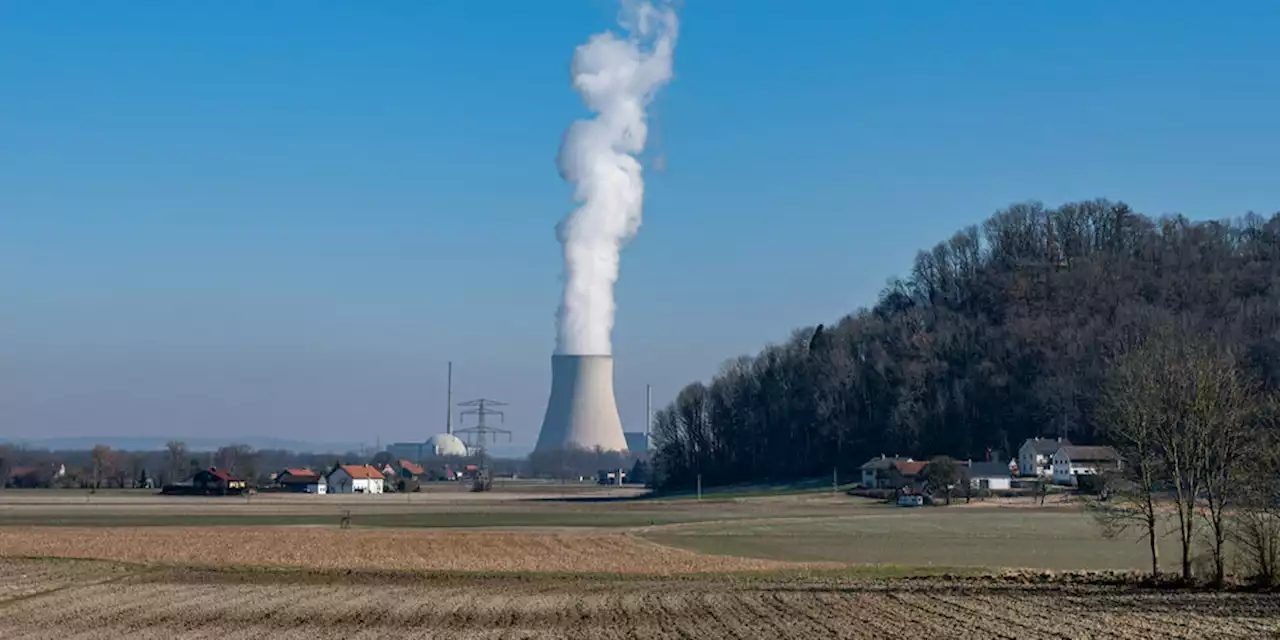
[1052,446,1121,486]
[962,460,1013,491]
[1017,437,1070,478]
[327,465,385,494]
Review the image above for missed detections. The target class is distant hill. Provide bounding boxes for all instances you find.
[651,200,1280,490]
[0,435,366,454]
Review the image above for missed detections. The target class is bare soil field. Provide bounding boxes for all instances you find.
[0,560,1277,639]
[0,527,817,574]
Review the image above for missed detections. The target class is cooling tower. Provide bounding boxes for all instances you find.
[535,355,629,452]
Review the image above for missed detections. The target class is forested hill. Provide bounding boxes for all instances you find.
[651,200,1280,490]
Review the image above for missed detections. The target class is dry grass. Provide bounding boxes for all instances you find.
[0,527,822,574]
[1,561,1277,639]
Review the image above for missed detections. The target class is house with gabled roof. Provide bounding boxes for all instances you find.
[960,460,1014,491]
[275,468,326,494]
[397,460,425,478]
[327,464,385,494]
[860,455,929,490]
[1052,445,1121,486]
[1017,437,1071,478]
[861,455,911,488]
[192,468,246,495]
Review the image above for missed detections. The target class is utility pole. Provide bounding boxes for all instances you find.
[645,384,653,451]
[446,361,454,435]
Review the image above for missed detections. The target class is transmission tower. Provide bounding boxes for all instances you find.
[456,398,512,460]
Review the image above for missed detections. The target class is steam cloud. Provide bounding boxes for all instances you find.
[555,1,679,355]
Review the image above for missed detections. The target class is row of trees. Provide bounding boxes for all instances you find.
[0,441,372,490]
[1094,327,1278,585]
[1,440,566,490]
[650,200,1280,491]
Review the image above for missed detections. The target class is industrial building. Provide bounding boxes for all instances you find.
[535,354,629,452]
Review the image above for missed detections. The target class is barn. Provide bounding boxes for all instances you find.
[275,468,326,494]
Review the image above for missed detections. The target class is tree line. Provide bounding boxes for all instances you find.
[0,440,622,489]
[649,200,1280,495]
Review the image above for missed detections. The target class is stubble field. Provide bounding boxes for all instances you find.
[1,488,1277,638]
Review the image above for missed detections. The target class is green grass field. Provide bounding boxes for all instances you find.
[644,508,1179,571]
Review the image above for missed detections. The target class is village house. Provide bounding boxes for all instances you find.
[1052,445,1122,486]
[860,455,914,489]
[960,460,1014,491]
[397,460,425,479]
[6,463,67,488]
[192,468,246,495]
[327,464,385,494]
[275,468,326,494]
[1017,437,1071,478]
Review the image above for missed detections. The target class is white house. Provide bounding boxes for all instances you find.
[860,455,914,488]
[1017,437,1071,478]
[1052,445,1121,486]
[326,465,385,494]
[961,460,1013,491]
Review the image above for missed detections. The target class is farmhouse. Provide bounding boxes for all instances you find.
[860,455,915,489]
[327,465,385,494]
[275,468,326,494]
[961,460,1013,491]
[1052,445,1121,486]
[193,468,246,495]
[7,463,66,488]
[1017,437,1071,478]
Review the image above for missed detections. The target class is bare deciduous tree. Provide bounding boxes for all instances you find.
[90,444,114,491]
[165,440,188,485]
[1233,434,1280,586]
[1193,351,1255,586]
[1094,337,1169,577]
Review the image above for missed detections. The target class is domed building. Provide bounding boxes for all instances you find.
[426,433,468,457]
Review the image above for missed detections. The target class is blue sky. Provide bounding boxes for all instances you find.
[3,1,1277,450]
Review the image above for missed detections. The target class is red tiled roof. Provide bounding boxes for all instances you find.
[398,460,425,475]
[277,469,320,484]
[337,464,384,480]
[894,461,928,476]
[9,467,37,478]
[206,468,239,481]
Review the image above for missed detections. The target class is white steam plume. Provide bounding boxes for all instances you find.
[555,1,678,355]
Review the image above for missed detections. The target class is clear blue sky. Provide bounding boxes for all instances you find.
[3,1,1277,451]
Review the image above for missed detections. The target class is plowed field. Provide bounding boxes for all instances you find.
[1,561,1277,639]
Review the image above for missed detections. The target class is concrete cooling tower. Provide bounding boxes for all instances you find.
[535,355,629,452]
